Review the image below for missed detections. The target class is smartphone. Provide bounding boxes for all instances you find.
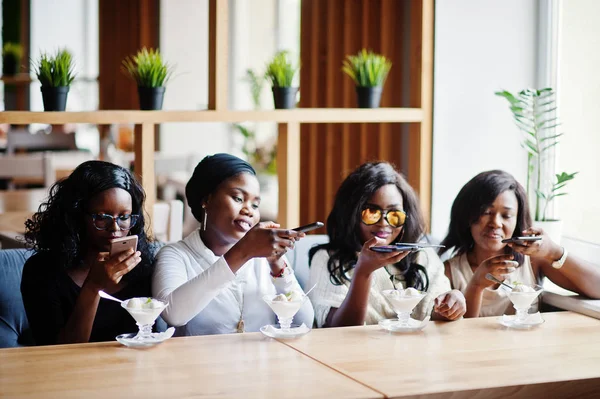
[394,242,445,249]
[501,236,542,244]
[292,221,324,233]
[109,235,138,257]
[371,245,416,253]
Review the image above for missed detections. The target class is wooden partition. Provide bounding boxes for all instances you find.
[299,0,433,228]
[0,0,433,232]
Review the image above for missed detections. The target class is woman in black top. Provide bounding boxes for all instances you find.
[21,160,154,345]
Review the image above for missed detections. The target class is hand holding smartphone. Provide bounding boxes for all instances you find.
[292,221,324,233]
[109,235,139,257]
[501,236,542,245]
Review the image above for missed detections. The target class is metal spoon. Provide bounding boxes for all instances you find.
[485,273,514,290]
[98,290,124,304]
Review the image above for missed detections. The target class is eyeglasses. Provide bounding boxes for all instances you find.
[361,206,407,228]
[89,213,139,231]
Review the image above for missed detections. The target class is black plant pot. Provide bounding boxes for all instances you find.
[138,86,165,110]
[40,86,70,111]
[355,86,383,108]
[2,56,18,75]
[272,87,298,109]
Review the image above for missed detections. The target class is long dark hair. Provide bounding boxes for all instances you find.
[24,160,154,280]
[439,170,531,263]
[309,161,429,290]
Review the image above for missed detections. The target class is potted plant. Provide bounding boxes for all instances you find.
[34,49,76,111]
[496,88,577,241]
[122,47,173,110]
[342,49,392,108]
[2,42,22,75]
[265,50,299,109]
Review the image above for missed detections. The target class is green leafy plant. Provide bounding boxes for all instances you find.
[244,69,264,110]
[496,88,577,221]
[34,49,76,87]
[122,47,173,88]
[342,49,392,87]
[2,42,22,62]
[265,50,298,88]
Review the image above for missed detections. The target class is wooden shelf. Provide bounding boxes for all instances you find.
[0,74,33,85]
[0,108,423,125]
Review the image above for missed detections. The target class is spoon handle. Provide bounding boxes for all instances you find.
[99,290,123,303]
[485,273,514,290]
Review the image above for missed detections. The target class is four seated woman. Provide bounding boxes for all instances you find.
[152,153,314,335]
[21,161,155,345]
[307,161,466,328]
[439,170,600,317]
[17,158,600,343]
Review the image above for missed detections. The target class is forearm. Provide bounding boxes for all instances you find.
[223,242,252,273]
[549,253,600,298]
[326,272,372,327]
[464,284,483,318]
[57,283,100,344]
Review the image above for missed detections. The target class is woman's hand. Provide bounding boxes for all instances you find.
[232,221,304,271]
[354,237,409,278]
[470,254,518,290]
[507,227,564,262]
[84,249,141,292]
[434,289,466,321]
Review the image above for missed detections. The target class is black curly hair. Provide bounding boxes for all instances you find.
[309,161,429,291]
[24,160,154,281]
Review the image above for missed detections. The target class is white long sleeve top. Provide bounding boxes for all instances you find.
[152,229,315,336]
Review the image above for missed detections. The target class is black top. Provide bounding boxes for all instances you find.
[21,251,152,346]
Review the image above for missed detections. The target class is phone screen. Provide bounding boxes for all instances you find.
[292,221,324,233]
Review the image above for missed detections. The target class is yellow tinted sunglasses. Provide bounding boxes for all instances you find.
[361,207,407,228]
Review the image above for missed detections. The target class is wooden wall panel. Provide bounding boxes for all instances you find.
[98,0,159,111]
[299,0,425,227]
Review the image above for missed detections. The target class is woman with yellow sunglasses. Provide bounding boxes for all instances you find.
[307,162,465,328]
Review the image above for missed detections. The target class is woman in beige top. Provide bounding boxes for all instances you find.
[308,162,466,328]
[439,170,600,318]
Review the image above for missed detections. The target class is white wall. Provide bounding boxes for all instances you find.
[430,0,538,239]
[159,0,231,157]
[557,0,600,244]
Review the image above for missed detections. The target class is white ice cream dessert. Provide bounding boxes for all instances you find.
[122,297,168,325]
[263,290,306,320]
[382,288,427,313]
[507,282,542,309]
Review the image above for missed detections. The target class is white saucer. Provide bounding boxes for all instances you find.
[116,327,175,348]
[379,316,430,333]
[498,313,545,329]
[260,323,311,339]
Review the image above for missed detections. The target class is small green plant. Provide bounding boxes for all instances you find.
[496,88,577,221]
[265,50,298,88]
[2,42,22,62]
[244,69,264,110]
[34,49,76,87]
[122,47,173,88]
[342,49,392,87]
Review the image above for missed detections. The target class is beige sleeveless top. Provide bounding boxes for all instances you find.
[448,253,539,317]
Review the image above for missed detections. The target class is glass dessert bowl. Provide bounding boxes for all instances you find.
[262,290,307,332]
[120,297,168,341]
[506,283,543,324]
[381,287,427,328]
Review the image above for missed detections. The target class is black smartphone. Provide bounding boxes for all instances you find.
[292,221,324,233]
[371,245,416,253]
[501,236,542,244]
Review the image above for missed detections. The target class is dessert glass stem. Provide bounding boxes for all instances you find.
[514,306,530,323]
[396,311,411,326]
[277,316,293,331]
[135,322,155,339]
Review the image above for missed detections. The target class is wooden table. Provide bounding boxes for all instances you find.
[0,332,381,399]
[2,312,600,398]
[280,312,600,398]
